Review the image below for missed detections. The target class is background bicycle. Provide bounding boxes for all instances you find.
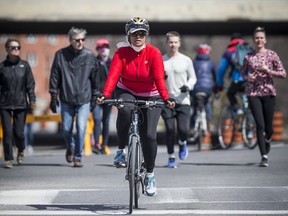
[104,99,163,214]
[189,92,210,151]
[217,92,257,149]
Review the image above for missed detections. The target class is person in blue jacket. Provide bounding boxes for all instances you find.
[190,44,216,133]
[216,33,247,114]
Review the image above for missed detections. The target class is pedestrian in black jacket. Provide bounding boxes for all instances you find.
[49,27,100,167]
[0,38,36,169]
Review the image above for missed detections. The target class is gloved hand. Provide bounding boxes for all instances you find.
[96,94,106,105]
[165,97,176,108]
[180,85,189,93]
[90,97,97,112]
[50,94,59,113]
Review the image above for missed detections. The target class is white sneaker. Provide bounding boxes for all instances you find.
[144,175,157,196]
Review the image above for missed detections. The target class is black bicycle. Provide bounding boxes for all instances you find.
[104,98,164,214]
[217,93,257,149]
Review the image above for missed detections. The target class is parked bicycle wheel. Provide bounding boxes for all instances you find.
[242,109,257,149]
[217,105,234,149]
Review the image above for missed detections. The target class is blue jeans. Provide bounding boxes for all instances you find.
[61,102,90,160]
[92,104,112,147]
[24,123,34,147]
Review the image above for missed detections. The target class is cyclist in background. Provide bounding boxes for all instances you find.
[161,31,197,168]
[216,33,247,115]
[97,17,175,196]
[242,27,286,167]
[91,38,112,155]
[190,44,216,137]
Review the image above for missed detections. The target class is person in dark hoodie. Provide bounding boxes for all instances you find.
[216,33,247,115]
[0,38,36,169]
[190,44,216,134]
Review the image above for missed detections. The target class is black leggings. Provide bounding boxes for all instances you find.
[248,96,275,156]
[227,81,246,110]
[1,109,27,161]
[161,104,191,154]
[114,88,162,173]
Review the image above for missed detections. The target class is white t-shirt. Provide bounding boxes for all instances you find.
[163,53,197,105]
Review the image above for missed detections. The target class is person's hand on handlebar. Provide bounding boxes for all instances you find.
[166,97,175,109]
[96,94,106,104]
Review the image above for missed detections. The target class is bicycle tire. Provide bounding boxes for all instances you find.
[242,109,257,149]
[128,136,136,214]
[217,105,234,149]
[197,121,203,151]
[134,138,141,209]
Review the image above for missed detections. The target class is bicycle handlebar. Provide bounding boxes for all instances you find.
[103,99,165,107]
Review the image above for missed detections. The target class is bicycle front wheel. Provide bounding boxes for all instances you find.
[128,136,137,214]
[242,109,257,149]
[134,138,142,209]
[217,106,234,149]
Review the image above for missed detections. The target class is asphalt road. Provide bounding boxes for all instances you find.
[0,142,288,216]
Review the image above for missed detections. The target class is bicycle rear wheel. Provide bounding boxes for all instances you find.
[217,105,234,149]
[197,121,203,151]
[128,136,137,214]
[242,109,257,149]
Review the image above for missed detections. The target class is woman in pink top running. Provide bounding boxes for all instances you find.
[242,27,286,167]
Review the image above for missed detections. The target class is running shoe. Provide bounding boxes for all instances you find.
[179,144,188,160]
[113,150,127,168]
[259,157,268,167]
[167,157,177,168]
[144,175,157,196]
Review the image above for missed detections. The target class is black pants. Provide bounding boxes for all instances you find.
[1,109,27,161]
[227,81,246,110]
[248,96,275,156]
[114,88,162,173]
[161,104,191,155]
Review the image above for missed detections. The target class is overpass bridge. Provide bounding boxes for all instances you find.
[0,0,288,35]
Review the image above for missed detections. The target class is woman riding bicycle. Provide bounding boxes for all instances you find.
[97,17,175,196]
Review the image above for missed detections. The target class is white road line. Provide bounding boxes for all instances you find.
[1,210,288,215]
[0,190,59,205]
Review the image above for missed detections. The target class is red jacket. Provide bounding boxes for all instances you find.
[102,44,170,101]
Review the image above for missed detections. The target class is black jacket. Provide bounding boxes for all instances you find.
[49,45,100,105]
[97,55,111,91]
[0,56,36,110]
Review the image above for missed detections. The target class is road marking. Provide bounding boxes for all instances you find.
[0,190,58,205]
[1,210,288,215]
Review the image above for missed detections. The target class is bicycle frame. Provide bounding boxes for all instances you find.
[193,92,209,151]
[104,99,163,214]
[126,106,145,213]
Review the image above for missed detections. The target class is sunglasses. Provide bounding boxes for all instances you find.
[131,31,147,37]
[74,38,85,42]
[8,46,21,51]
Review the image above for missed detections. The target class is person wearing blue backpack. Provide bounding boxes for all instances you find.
[216,33,252,115]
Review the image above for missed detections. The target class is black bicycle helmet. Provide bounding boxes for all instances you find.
[125,17,150,35]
